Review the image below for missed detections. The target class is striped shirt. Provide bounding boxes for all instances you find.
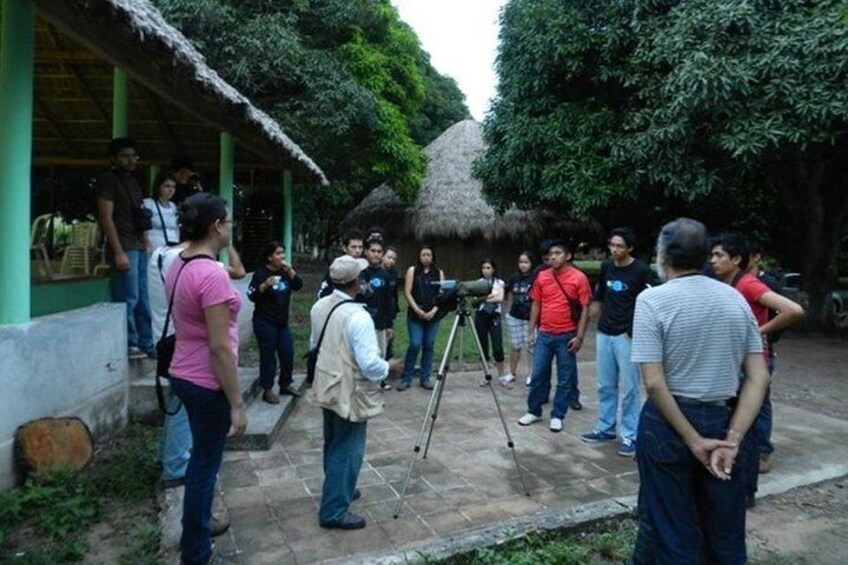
[631,274,762,401]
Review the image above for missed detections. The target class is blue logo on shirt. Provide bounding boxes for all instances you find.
[274,281,289,292]
[371,277,385,288]
[607,279,629,292]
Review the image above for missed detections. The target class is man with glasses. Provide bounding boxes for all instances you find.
[582,227,656,457]
[97,137,153,359]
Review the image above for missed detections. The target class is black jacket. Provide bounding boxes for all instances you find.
[248,265,303,326]
[360,265,394,330]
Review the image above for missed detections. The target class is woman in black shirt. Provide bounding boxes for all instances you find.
[247,242,303,403]
[397,245,444,391]
[503,252,534,386]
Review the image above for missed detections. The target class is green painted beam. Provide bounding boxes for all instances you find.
[148,163,160,194]
[31,278,112,318]
[112,68,128,137]
[283,169,293,263]
[0,0,34,324]
[219,132,234,263]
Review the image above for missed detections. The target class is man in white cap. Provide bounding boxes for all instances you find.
[311,255,402,530]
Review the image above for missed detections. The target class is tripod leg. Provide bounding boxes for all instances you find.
[393,313,462,519]
[468,313,532,497]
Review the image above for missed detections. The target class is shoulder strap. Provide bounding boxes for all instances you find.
[730,270,746,289]
[551,268,572,303]
[161,254,215,342]
[153,200,171,245]
[314,299,356,354]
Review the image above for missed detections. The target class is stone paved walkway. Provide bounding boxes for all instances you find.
[202,353,848,564]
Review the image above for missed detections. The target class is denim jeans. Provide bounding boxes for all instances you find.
[527,331,578,419]
[160,388,191,481]
[253,316,294,390]
[110,249,153,351]
[474,311,505,363]
[402,318,440,384]
[631,400,751,565]
[319,409,367,524]
[595,332,642,442]
[170,378,231,565]
[753,355,775,455]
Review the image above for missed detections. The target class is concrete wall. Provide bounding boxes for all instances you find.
[233,276,255,345]
[0,303,129,491]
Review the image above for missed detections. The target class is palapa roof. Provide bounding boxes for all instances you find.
[346,119,539,241]
[29,0,327,184]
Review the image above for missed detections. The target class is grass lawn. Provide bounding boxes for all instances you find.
[242,265,500,374]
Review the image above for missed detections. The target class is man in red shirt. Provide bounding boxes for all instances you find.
[518,240,592,432]
[711,233,804,504]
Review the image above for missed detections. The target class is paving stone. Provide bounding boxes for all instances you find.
[224,485,266,510]
[220,459,260,489]
[421,509,474,536]
[255,465,298,486]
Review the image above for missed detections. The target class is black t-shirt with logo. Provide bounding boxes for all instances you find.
[595,258,655,336]
[360,265,394,330]
[506,272,533,320]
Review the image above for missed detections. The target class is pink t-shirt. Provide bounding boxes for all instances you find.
[165,255,241,390]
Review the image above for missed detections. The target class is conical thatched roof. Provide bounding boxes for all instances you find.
[346,119,539,241]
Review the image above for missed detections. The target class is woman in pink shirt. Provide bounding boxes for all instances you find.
[165,193,246,565]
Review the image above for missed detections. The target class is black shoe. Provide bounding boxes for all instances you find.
[569,400,583,411]
[320,512,366,530]
[280,385,301,397]
[210,516,230,537]
[353,489,361,501]
[379,380,393,391]
[746,494,756,509]
[161,476,185,489]
[396,382,411,391]
[420,380,434,390]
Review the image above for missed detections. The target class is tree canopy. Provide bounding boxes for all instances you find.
[154,0,469,244]
[476,0,848,297]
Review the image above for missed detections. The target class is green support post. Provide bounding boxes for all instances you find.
[283,169,293,263]
[0,0,35,324]
[148,164,160,194]
[219,132,234,264]
[112,68,128,137]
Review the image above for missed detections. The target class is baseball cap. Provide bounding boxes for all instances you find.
[329,255,368,284]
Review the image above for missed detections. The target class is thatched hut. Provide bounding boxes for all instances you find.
[346,120,585,279]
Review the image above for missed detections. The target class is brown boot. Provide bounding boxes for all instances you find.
[759,452,774,474]
[262,388,280,404]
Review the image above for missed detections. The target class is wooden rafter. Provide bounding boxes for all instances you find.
[139,86,186,157]
[34,94,76,156]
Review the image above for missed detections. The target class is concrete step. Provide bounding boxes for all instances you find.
[129,366,261,423]
[128,356,156,382]
[225,375,308,451]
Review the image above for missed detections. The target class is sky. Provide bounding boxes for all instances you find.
[392,0,507,122]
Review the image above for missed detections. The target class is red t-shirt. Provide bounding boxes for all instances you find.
[734,272,769,356]
[529,266,592,334]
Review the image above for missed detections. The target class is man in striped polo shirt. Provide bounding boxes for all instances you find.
[629,218,770,564]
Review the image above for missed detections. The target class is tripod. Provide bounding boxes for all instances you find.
[393,297,530,519]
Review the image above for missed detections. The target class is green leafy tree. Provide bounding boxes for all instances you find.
[154,0,468,247]
[477,0,848,309]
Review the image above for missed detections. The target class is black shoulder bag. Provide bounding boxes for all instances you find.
[155,254,213,415]
[153,200,173,246]
[305,299,355,385]
[116,174,153,232]
[551,269,584,325]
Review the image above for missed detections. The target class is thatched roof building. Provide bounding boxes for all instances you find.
[31,0,327,183]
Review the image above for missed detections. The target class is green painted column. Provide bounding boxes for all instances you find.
[219,132,234,263]
[112,68,128,137]
[283,169,293,262]
[148,164,160,195]
[0,0,34,324]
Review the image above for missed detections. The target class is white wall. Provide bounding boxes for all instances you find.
[0,303,129,490]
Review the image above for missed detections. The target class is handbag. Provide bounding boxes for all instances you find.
[155,254,213,415]
[305,299,355,385]
[551,269,584,325]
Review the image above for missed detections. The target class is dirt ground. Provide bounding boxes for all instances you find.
[745,331,848,564]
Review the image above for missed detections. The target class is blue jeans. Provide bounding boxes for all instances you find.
[170,378,231,565]
[631,400,750,565]
[527,331,578,419]
[595,332,642,442]
[110,249,153,351]
[319,409,367,524]
[753,356,775,455]
[253,316,294,390]
[160,388,191,481]
[402,318,440,384]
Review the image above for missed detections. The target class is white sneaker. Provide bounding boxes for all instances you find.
[525,375,532,386]
[518,413,542,426]
[501,373,516,384]
[550,418,563,432]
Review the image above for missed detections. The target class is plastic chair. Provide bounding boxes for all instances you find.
[31,213,54,279]
[60,222,98,276]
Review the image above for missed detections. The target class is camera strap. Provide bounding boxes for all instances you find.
[314,299,356,356]
[153,199,173,245]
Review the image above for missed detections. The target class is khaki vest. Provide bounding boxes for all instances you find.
[311,295,384,422]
